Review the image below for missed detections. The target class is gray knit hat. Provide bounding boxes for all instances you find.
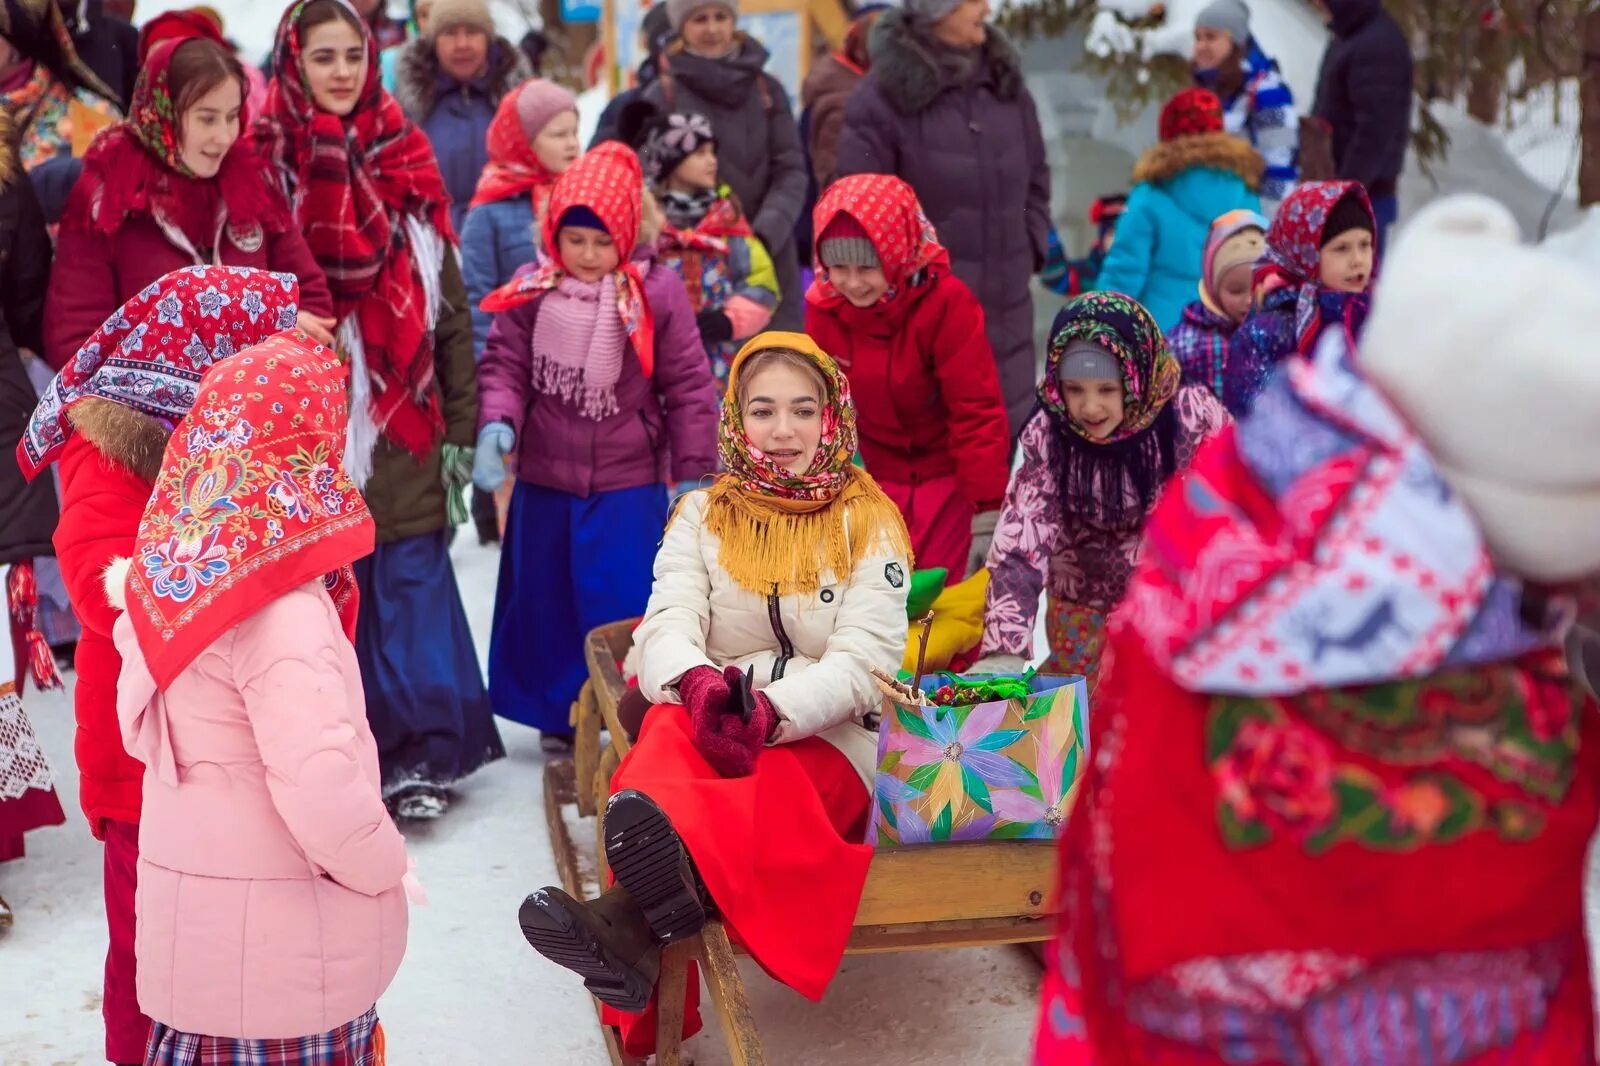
[905,0,964,24]
[1057,340,1120,381]
[666,0,737,31]
[1195,0,1249,44]
[818,213,881,269]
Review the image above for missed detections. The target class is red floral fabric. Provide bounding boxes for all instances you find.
[255,0,454,459]
[481,142,656,378]
[18,265,303,479]
[808,173,950,309]
[470,88,560,210]
[124,333,373,689]
[71,37,286,249]
[1252,180,1375,352]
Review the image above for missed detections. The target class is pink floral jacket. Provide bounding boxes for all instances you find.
[981,385,1228,657]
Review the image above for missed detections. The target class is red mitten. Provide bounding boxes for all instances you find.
[691,666,777,778]
[678,665,731,764]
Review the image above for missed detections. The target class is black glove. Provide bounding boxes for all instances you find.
[696,308,734,348]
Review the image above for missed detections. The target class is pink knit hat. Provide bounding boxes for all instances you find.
[515,78,579,141]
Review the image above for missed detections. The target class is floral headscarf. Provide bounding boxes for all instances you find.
[125,335,372,689]
[73,36,284,248]
[700,332,911,595]
[482,142,656,376]
[1039,292,1183,528]
[17,266,301,480]
[0,0,118,102]
[807,174,950,311]
[1255,180,1376,352]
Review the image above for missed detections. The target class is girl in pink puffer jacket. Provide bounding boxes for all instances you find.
[106,334,412,1061]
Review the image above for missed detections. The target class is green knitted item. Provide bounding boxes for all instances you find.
[440,443,474,527]
[906,567,948,620]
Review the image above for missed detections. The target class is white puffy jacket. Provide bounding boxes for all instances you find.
[633,490,910,788]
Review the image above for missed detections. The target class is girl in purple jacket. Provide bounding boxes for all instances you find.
[474,142,720,751]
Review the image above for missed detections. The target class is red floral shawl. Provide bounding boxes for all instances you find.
[72,37,286,249]
[254,0,454,459]
[481,142,656,377]
[125,333,372,689]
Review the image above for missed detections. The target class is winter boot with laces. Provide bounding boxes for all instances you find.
[603,789,708,944]
[519,884,661,1012]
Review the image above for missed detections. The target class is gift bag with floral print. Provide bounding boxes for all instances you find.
[867,673,1089,847]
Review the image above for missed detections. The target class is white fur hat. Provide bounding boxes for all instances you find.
[1359,194,1600,583]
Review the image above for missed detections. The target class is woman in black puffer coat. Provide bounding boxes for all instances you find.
[836,0,1051,436]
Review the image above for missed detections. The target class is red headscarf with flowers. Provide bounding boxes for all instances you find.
[18,265,303,480]
[807,173,951,315]
[124,334,372,689]
[254,0,454,462]
[1253,180,1377,354]
[482,141,656,377]
[69,36,286,250]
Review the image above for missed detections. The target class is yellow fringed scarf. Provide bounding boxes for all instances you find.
[700,468,913,597]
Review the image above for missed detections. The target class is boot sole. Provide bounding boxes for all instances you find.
[604,790,706,943]
[519,888,656,1013]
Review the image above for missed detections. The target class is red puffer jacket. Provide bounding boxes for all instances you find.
[805,271,1010,512]
[52,400,162,835]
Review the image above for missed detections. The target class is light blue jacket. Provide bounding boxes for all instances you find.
[461,196,540,360]
[1094,136,1263,333]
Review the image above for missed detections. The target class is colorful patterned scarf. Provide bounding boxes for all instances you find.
[1123,327,1565,696]
[807,173,950,314]
[0,0,118,103]
[1040,292,1183,527]
[1254,181,1376,355]
[17,266,302,480]
[481,141,656,377]
[124,334,373,689]
[656,188,752,314]
[700,332,912,596]
[469,86,562,209]
[73,37,285,251]
[254,0,454,460]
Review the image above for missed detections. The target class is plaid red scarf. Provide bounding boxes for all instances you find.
[254,0,454,459]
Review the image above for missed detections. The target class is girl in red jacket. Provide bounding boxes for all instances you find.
[45,34,334,371]
[805,174,1010,578]
[16,266,305,1066]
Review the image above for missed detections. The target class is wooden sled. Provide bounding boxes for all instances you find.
[544,620,1059,1066]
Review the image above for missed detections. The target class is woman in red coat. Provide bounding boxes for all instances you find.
[804,173,1010,578]
[17,266,305,1065]
[43,33,334,371]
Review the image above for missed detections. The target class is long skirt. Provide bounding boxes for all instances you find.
[600,709,872,1057]
[0,680,64,861]
[1044,598,1107,693]
[488,481,667,734]
[144,1007,384,1066]
[880,474,974,579]
[352,530,504,794]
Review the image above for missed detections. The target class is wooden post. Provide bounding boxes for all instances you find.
[1582,4,1600,205]
[654,939,695,1065]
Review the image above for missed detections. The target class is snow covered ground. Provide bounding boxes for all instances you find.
[0,536,1041,1065]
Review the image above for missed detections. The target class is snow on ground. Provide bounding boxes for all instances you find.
[0,536,1041,1065]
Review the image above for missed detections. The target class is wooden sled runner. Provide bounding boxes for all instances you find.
[544,620,1059,1065]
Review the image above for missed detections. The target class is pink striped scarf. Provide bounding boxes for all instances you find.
[530,275,627,420]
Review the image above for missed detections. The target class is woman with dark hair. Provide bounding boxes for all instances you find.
[1191,0,1298,215]
[256,0,504,821]
[44,34,335,370]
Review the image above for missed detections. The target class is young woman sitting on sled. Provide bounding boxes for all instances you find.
[518,331,913,1057]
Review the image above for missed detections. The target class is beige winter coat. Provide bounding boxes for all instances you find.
[633,490,910,788]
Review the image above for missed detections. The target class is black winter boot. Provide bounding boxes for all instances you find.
[519,885,660,1012]
[471,486,500,545]
[603,790,707,944]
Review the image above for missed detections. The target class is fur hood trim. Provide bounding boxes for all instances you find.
[1133,132,1265,190]
[103,557,131,612]
[67,398,171,484]
[393,36,534,124]
[0,110,17,190]
[867,8,1024,116]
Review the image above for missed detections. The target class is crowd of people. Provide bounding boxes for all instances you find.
[4,0,1595,1064]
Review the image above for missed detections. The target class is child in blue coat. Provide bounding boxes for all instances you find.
[1095,88,1263,332]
